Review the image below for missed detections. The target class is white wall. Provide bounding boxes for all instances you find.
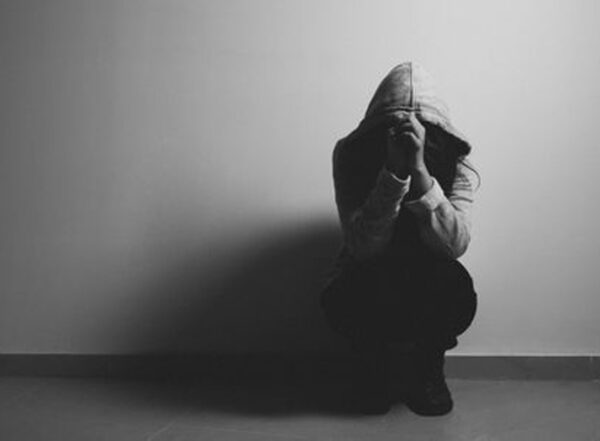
[1,0,599,355]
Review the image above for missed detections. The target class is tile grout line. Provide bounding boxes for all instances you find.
[145,419,178,441]
[177,423,312,440]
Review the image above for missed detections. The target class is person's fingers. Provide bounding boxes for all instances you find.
[398,131,420,149]
[394,119,417,133]
[387,127,398,145]
[388,115,409,132]
[395,115,424,139]
[408,111,420,125]
[395,124,418,140]
[398,130,417,140]
[408,112,426,136]
[390,112,411,124]
[386,127,400,151]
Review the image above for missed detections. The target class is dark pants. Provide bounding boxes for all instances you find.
[319,256,478,351]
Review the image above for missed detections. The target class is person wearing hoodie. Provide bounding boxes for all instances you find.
[320,61,480,416]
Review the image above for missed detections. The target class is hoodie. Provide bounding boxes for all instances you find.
[329,61,478,276]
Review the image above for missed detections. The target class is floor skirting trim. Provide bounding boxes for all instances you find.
[1,354,599,380]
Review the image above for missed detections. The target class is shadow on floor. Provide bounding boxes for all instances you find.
[101,371,409,418]
[106,218,379,415]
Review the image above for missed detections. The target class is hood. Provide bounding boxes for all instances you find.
[340,61,472,155]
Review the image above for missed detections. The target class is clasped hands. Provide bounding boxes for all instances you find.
[385,112,433,200]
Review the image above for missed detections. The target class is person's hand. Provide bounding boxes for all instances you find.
[385,124,409,178]
[385,112,427,178]
[393,112,426,172]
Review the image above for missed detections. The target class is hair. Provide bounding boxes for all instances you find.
[421,122,482,196]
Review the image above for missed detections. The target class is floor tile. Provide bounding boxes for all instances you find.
[0,378,183,441]
[0,377,599,441]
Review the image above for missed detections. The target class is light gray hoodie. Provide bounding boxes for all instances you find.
[330,61,479,271]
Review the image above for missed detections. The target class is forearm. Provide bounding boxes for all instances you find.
[341,168,411,260]
[403,173,474,260]
[406,165,434,201]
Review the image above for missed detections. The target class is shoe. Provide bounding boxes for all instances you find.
[403,346,453,416]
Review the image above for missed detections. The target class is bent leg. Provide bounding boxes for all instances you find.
[319,260,413,345]
[319,257,477,351]
[410,258,478,350]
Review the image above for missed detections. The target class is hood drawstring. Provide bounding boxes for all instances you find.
[409,61,415,110]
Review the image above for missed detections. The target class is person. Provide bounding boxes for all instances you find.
[319,61,481,416]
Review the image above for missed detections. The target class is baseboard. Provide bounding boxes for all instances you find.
[1,353,598,380]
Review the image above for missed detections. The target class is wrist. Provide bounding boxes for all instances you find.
[407,165,433,200]
[409,163,429,177]
[385,162,409,179]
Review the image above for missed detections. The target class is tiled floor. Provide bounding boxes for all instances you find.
[1,375,599,440]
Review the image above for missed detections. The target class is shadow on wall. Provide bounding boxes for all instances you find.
[96,218,386,416]
[118,218,346,356]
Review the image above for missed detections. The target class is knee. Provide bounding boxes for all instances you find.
[435,259,478,333]
[427,259,474,295]
[422,259,478,321]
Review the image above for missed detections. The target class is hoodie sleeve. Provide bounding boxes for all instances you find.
[403,161,476,259]
[333,141,412,261]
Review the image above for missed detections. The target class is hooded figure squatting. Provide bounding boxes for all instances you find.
[320,61,481,416]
